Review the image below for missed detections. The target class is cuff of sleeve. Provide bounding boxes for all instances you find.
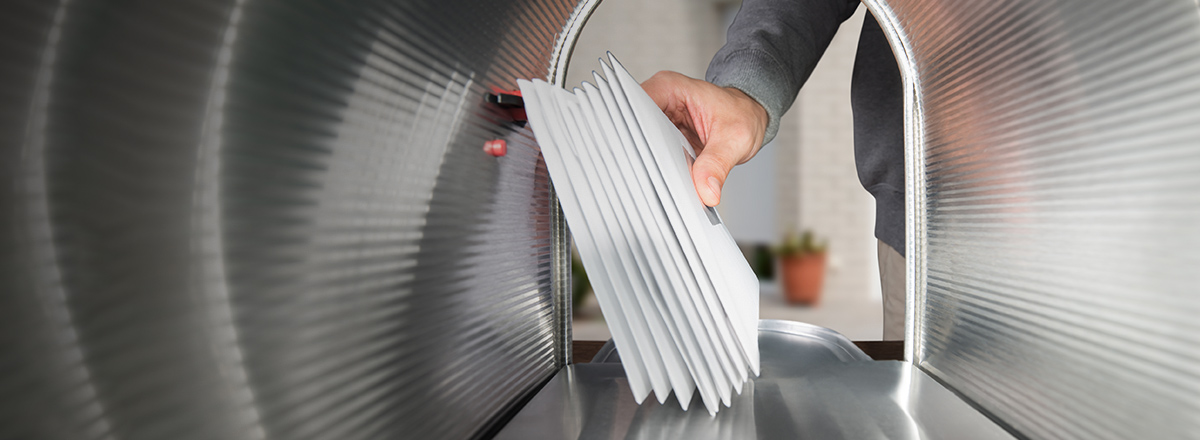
[706,48,793,145]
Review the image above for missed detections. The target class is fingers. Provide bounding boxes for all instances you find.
[643,72,712,155]
[641,71,769,207]
[642,71,686,113]
[692,147,735,207]
[691,124,752,206]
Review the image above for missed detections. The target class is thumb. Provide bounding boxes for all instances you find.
[691,141,741,207]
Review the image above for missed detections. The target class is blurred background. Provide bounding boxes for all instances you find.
[565,0,883,341]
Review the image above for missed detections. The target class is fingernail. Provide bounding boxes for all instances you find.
[707,176,721,204]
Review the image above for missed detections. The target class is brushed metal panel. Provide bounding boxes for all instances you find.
[0,0,591,439]
[497,320,1013,440]
[864,0,1200,438]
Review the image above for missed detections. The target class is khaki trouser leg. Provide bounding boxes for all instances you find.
[878,240,906,341]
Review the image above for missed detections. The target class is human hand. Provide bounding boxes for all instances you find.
[641,71,768,207]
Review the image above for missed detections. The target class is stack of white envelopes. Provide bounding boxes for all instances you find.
[518,54,760,416]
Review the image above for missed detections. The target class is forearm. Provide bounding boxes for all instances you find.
[706,0,860,144]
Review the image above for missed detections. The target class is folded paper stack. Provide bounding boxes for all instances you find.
[518,53,760,416]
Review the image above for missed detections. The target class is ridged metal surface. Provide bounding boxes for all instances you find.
[864,0,1200,438]
[0,0,591,439]
[498,320,1012,440]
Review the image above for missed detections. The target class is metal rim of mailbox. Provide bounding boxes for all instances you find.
[547,0,604,368]
[858,0,926,365]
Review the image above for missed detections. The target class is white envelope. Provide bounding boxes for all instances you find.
[597,60,752,388]
[517,79,655,404]
[607,53,761,376]
[578,79,729,414]
[549,86,694,406]
[515,53,760,416]
[586,70,742,404]
[569,86,720,411]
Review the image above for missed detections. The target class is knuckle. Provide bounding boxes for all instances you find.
[647,70,681,84]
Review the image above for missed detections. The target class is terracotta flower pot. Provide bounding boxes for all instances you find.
[780,253,826,305]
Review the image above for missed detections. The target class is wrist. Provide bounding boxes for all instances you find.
[723,87,769,153]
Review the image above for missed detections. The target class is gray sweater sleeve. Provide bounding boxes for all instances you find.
[706,0,860,144]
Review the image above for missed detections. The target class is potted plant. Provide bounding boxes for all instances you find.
[775,229,828,305]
